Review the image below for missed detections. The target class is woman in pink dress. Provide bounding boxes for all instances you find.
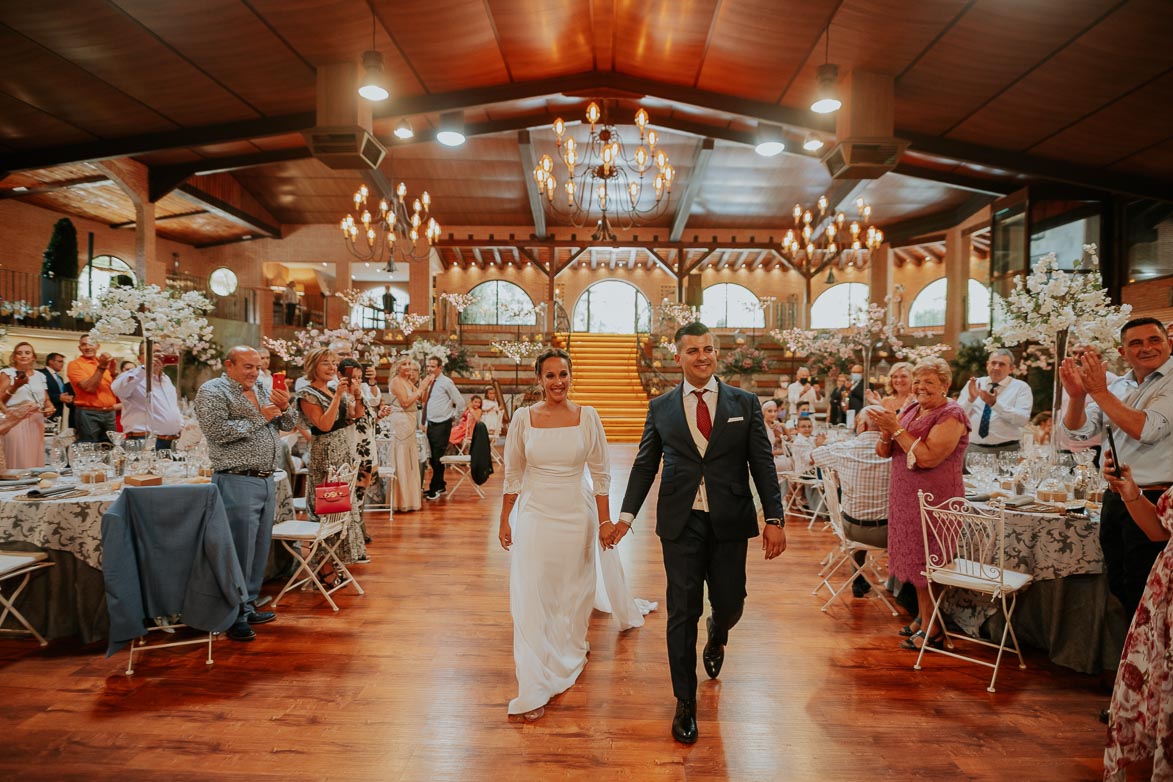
[1102,454,1173,781]
[0,342,54,468]
[870,357,970,651]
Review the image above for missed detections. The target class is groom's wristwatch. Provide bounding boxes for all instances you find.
[765,518,785,528]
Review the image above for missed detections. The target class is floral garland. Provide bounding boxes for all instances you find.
[895,343,952,363]
[986,244,1129,370]
[388,313,432,337]
[491,338,545,365]
[263,316,384,367]
[335,288,377,309]
[0,300,58,320]
[658,302,697,328]
[68,284,215,360]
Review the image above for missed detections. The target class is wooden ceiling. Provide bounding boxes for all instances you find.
[0,0,1170,253]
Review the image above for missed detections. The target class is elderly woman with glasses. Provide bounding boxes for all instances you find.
[870,357,970,652]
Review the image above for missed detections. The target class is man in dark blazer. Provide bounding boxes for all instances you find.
[613,321,786,744]
[848,362,866,414]
[39,352,73,423]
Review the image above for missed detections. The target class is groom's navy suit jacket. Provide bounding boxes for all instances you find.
[621,380,786,541]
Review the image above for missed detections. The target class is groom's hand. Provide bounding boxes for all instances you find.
[762,525,786,560]
[599,521,616,549]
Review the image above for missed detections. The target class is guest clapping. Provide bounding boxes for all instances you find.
[866,361,914,414]
[0,342,55,468]
[872,357,971,651]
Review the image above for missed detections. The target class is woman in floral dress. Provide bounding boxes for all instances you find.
[297,348,367,571]
[1103,454,1173,781]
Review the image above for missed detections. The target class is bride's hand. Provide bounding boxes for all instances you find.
[598,521,616,549]
[498,519,512,550]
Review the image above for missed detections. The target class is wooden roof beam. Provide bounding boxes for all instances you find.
[516,130,548,240]
[669,137,715,241]
[0,174,110,199]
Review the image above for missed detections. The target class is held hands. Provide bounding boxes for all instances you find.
[762,525,786,559]
[598,520,630,549]
[498,518,512,550]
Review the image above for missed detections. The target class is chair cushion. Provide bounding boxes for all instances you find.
[440,455,471,465]
[931,558,1033,594]
[0,551,48,577]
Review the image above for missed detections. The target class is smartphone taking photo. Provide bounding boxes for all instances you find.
[1106,427,1122,478]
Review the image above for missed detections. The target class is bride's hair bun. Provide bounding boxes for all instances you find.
[533,348,572,376]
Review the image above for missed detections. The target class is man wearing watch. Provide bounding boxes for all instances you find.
[618,321,786,745]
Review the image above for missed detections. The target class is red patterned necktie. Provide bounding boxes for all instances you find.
[693,389,712,440]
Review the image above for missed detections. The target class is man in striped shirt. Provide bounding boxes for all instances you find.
[811,410,890,597]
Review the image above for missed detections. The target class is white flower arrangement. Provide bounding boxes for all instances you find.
[68,284,215,363]
[986,244,1129,370]
[404,338,452,366]
[387,313,431,337]
[263,316,384,367]
[440,292,477,313]
[658,302,697,328]
[896,343,952,363]
[491,339,545,364]
[335,288,377,309]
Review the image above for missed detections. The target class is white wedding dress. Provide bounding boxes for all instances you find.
[504,405,656,715]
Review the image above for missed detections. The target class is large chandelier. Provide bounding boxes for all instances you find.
[532,102,675,241]
[340,182,441,272]
[780,195,883,278]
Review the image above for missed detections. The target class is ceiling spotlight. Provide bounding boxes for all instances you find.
[394,119,414,140]
[754,124,786,157]
[358,51,389,101]
[436,111,466,147]
[803,135,825,152]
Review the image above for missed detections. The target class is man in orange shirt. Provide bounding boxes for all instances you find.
[67,335,118,443]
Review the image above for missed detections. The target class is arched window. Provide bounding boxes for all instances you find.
[349,286,407,329]
[77,255,135,298]
[907,278,991,327]
[699,283,764,328]
[572,280,650,334]
[462,280,536,326]
[810,283,869,329]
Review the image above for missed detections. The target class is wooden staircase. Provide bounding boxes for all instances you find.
[568,333,649,443]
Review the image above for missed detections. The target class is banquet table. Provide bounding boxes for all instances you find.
[0,473,295,643]
[940,504,1128,674]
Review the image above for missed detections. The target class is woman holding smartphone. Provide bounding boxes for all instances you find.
[0,342,55,468]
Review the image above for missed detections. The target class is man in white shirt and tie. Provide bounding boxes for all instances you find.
[423,355,465,500]
[959,348,1033,456]
[111,344,185,450]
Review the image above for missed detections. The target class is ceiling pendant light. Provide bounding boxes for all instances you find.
[810,27,841,114]
[357,13,389,102]
[803,134,825,152]
[436,111,466,147]
[754,123,786,157]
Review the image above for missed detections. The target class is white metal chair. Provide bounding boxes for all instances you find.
[439,453,485,499]
[914,490,1033,692]
[811,471,898,616]
[271,464,365,612]
[0,551,55,646]
[363,437,397,518]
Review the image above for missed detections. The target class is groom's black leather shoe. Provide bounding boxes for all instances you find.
[702,616,724,679]
[672,698,698,744]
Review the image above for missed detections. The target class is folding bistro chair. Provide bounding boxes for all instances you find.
[811,471,898,616]
[913,490,1033,693]
[271,464,365,612]
[439,453,485,499]
[0,551,55,646]
[362,437,397,517]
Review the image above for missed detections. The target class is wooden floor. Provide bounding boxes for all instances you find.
[0,445,1112,781]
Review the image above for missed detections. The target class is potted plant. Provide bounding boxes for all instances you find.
[41,218,79,311]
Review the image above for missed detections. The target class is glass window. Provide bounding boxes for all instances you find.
[699,283,764,328]
[349,286,401,329]
[77,255,135,298]
[907,278,992,328]
[810,283,869,329]
[1126,200,1173,282]
[462,280,536,326]
[572,280,650,333]
[1031,214,1101,271]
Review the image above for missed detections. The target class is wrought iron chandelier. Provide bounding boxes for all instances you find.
[780,195,883,275]
[340,181,441,272]
[532,102,675,241]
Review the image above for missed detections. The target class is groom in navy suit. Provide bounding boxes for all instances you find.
[615,321,786,744]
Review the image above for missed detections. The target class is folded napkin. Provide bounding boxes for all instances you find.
[0,478,39,488]
[25,485,80,499]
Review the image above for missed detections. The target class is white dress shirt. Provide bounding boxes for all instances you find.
[111,367,184,436]
[811,431,890,521]
[959,375,1033,445]
[1062,357,1173,486]
[426,373,464,423]
[681,376,718,512]
[788,380,817,412]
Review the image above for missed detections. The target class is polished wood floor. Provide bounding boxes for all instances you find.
[1,445,1111,781]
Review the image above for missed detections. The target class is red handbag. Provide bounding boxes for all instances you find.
[314,482,352,515]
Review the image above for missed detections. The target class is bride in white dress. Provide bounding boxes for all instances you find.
[498,348,656,721]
